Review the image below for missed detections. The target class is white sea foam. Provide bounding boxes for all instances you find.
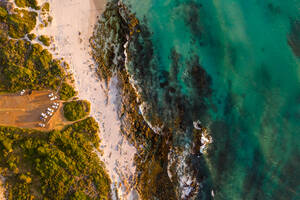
[167,138,199,199]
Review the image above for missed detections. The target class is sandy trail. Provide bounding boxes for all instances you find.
[33,0,138,199]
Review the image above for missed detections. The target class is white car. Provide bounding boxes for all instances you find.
[48,93,54,98]
[52,105,56,109]
[20,90,25,95]
[39,123,46,128]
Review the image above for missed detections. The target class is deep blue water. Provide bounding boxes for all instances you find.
[122,0,300,199]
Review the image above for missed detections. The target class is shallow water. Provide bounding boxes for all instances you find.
[122,0,300,199]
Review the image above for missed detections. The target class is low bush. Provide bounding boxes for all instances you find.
[0,37,65,92]
[27,33,36,40]
[6,9,37,38]
[15,0,40,10]
[0,6,8,18]
[0,118,111,199]
[38,35,51,46]
[59,82,77,100]
[63,100,91,121]
[41,2,50,12]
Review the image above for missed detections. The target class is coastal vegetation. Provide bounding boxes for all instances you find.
[0,6,7,18]
[6,9,37,38]
[63,100,91,121]
[15,0,40,10]
[0,36,64,92]
[59,82,77,100]
[0,118,111,200]
[0,2,111,199]
[40,2,52,28]
[41,2,50,12]
[38,34,51,46]
[27,33,36,40]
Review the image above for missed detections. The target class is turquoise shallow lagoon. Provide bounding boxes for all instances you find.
[123,0,300,199]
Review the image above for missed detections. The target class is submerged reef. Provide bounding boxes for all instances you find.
[288,20,300,57]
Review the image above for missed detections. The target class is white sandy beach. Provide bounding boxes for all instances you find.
[32,0,138,199]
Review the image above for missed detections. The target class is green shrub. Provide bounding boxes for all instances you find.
[0,6,65,92]
[2,65,36,91]
[27,33,36,40]
[0,6,8,18]
[0,118,111,199]
[0,37,65,92]
[7,9,37,38]
[48,16,53,23]
[71,191,89,200]
[38,35,51,46]
[41,2,50,12]
[59,82,77,100]
[15,0,26,8]
[63,100,90,121]
[19,174,31,184]
[15,0,40,10]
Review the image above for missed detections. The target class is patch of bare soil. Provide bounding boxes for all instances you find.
[0,91,66,130]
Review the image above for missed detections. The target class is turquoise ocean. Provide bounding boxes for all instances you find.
[122,0,300,199]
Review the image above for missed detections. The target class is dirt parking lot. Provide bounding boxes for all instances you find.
[0,91,66,130]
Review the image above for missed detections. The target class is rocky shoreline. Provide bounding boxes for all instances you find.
[91,1,214,199]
